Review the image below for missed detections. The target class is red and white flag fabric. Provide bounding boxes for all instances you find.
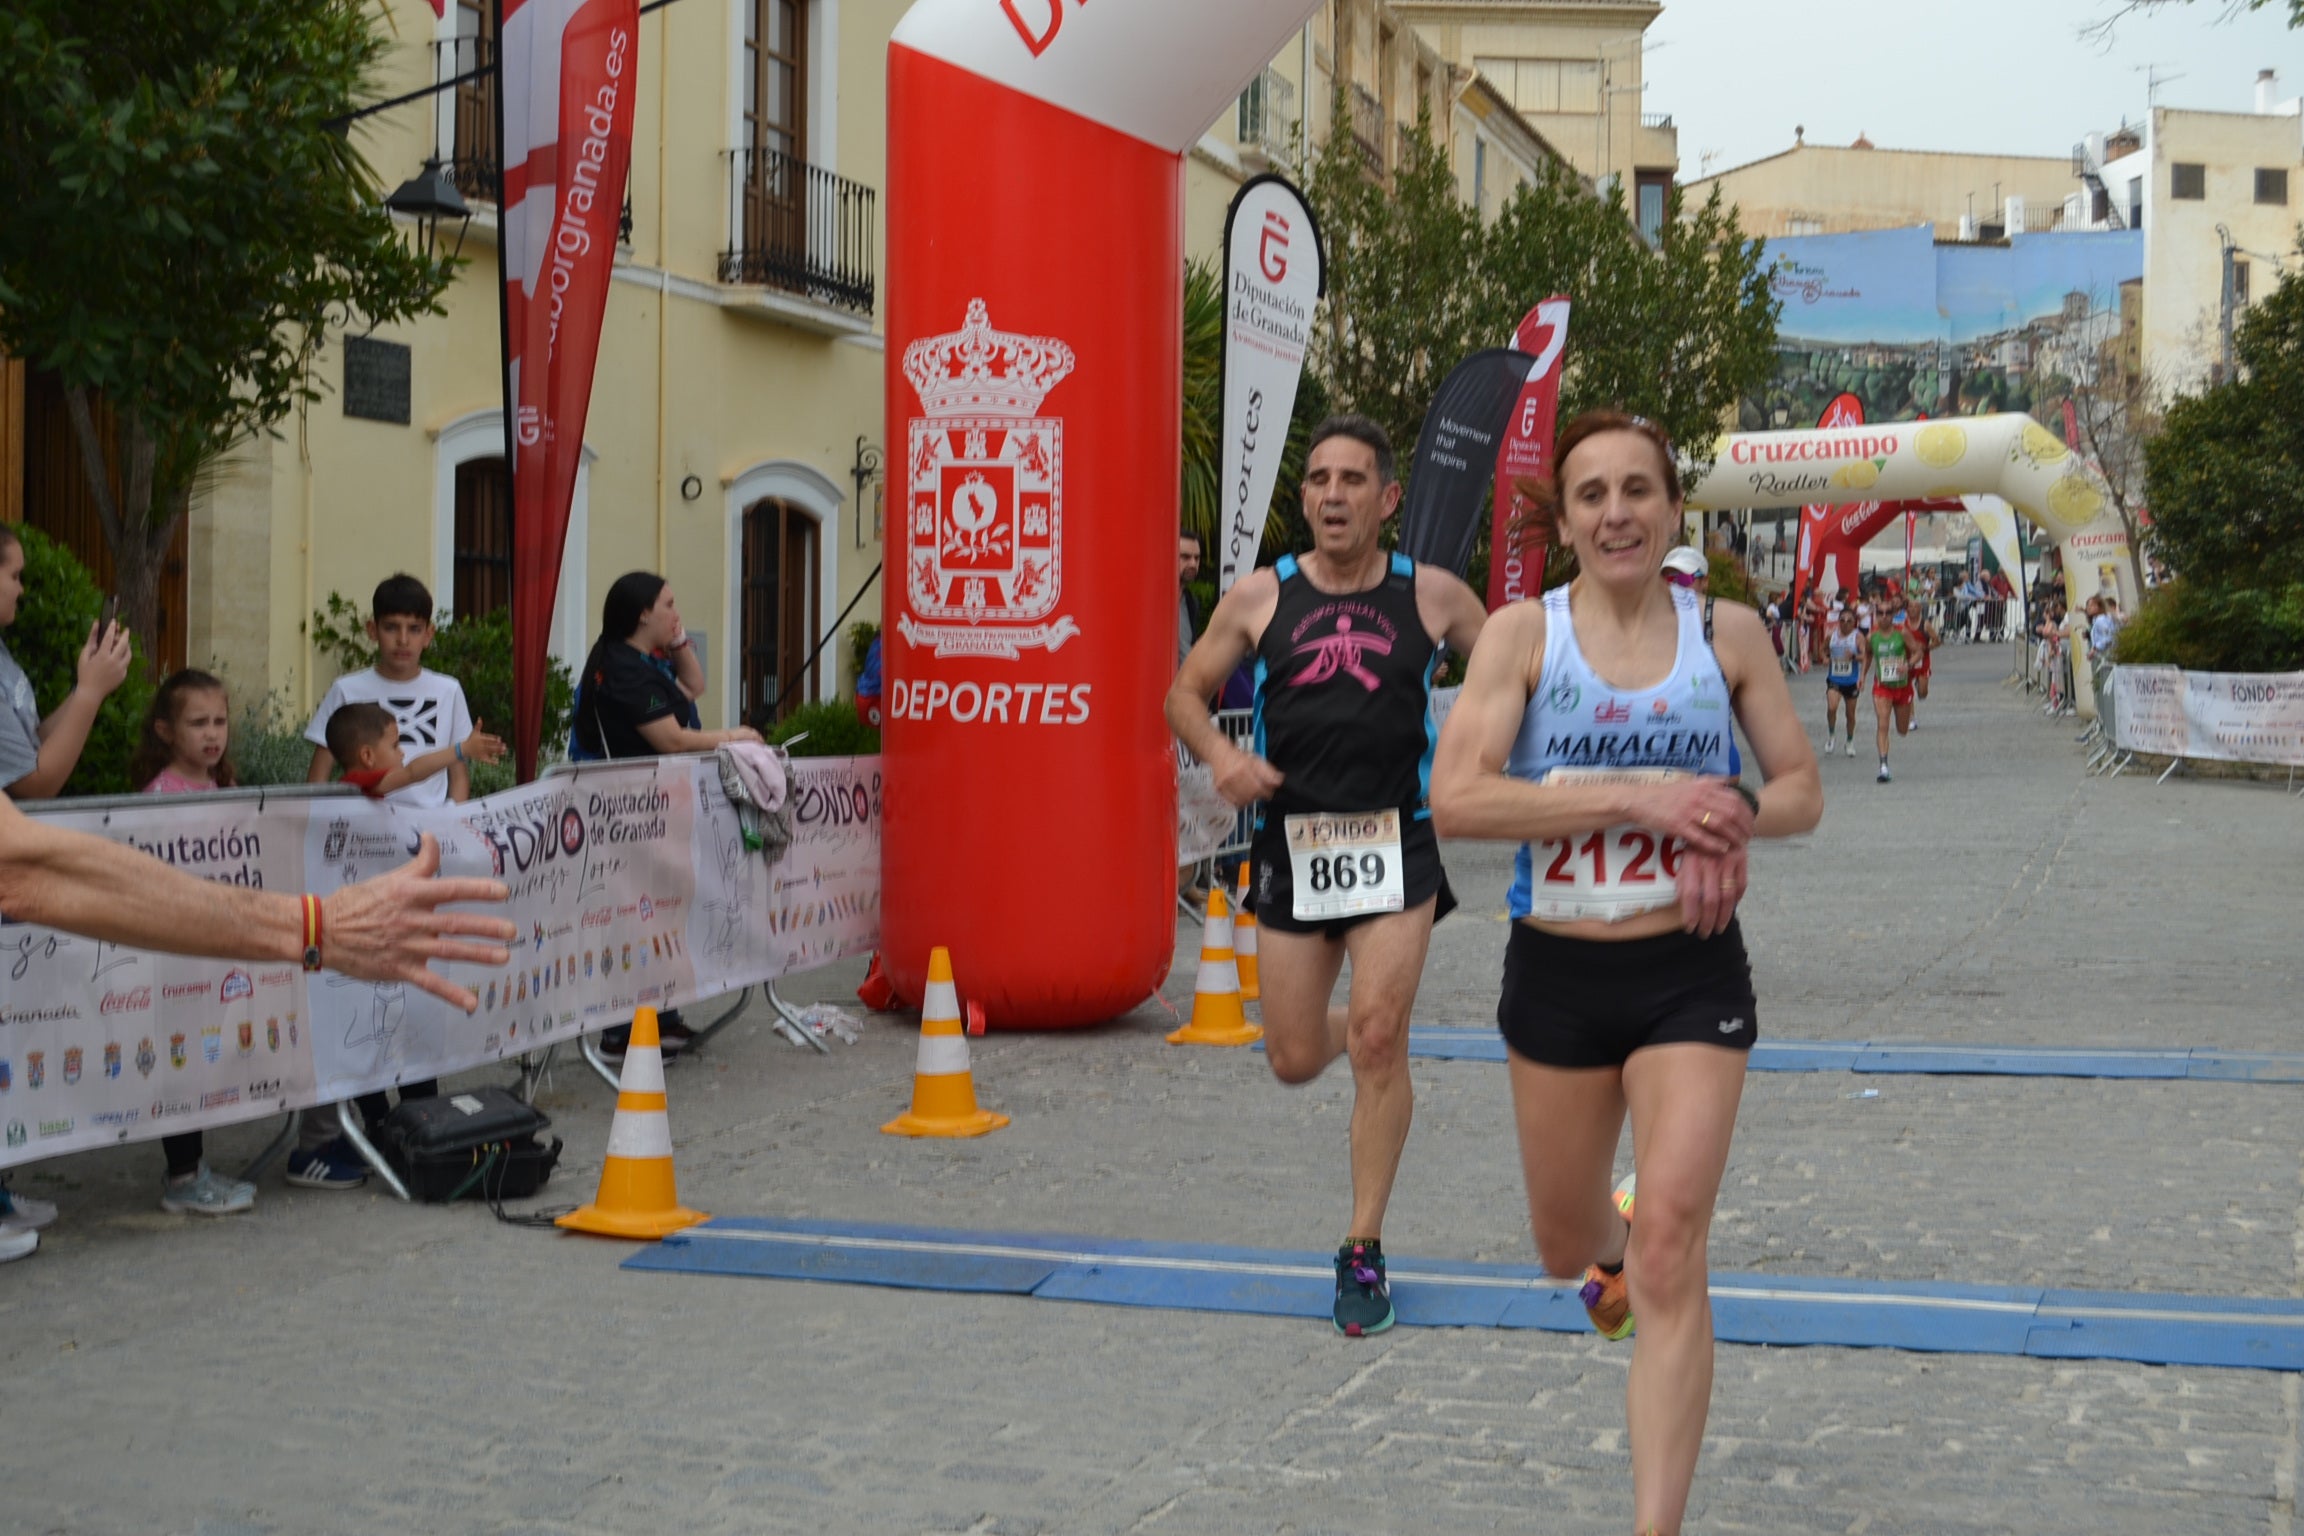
[498,0,638,780]
[1486,299,1569,610]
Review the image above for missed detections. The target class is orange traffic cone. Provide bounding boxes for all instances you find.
[558,1007,708,1240]
[1167,886,1264,1047]
[882,947,1009,1138]
[1231,860,1260,1002]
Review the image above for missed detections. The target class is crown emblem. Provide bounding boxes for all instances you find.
[904,299,1076,418]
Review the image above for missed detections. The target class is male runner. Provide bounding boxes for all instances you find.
[1821,606,1863,755]
[1865,603,1916,782]
[1903,599,1938,725]
[1167,414,1486,1337]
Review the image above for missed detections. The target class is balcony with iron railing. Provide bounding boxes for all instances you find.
[720,145,878,318]
[435,36,500,202]
[1348,83,1385,172]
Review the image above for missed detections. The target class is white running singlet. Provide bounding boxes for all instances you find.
[1505,587,1739,923]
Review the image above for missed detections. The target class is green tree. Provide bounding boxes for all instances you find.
[1304,111,1778,594]
[1487,168,1781,487]
[2143,249,2304,588]
[0,0,454,664]
[1305,105,1488,465]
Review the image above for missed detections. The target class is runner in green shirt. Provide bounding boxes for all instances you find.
[1864,609,1916,783]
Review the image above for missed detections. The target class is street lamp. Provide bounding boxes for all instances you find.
[385,157,473,263]
[851,435,885,550]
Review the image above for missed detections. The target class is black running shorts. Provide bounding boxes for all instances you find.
[1246,812,1456,939]
[1496,919,1758,1069]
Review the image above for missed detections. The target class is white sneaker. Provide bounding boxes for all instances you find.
[160,1165,256,1217]
[0,1225,35,1262]
[0,1185,58,1231]
[1877,762,1892,783]
[1821,738,1835,756]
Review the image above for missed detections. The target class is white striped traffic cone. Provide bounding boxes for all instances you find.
[1167,886,1263,1047]
[557,1007,708,1239]
[1232,859,1260,1002]
[881,947,1009,1138]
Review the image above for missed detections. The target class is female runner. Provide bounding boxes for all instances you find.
[1431,411,1823,1535]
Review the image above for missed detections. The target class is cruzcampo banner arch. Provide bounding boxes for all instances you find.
[1689,411,2131,713]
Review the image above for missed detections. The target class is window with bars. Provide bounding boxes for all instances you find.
[740,498,819,725]
[2257,167,2290,205]
[453,456,512,623]
[2171,162,2206,200]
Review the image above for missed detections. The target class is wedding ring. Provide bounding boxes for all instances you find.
[1700,810,1712,828]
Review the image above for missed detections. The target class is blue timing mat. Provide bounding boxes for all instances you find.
[1366,1029,2304,1082]
[626,1217,2304,1372]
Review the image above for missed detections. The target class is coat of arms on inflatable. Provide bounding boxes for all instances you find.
[898,298,1080,658]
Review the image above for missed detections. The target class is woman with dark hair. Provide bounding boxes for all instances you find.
[573,572,763,760]
[574,574,760,1059]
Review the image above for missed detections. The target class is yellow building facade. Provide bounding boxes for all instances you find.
[1685,134,2079,241]
[194,0,905,728]
[1183,0,1624,260]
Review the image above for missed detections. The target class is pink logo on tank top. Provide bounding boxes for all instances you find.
[1288,612,1393,692]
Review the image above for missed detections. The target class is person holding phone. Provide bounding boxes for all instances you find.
[0,528,133,800]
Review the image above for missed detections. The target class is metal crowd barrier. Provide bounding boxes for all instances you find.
[1178,711,1257,914]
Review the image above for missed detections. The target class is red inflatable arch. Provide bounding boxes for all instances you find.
[880,0,1320,1026]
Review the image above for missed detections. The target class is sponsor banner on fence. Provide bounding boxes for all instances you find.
[0,757,880,1171]
[2112,666,2304,766]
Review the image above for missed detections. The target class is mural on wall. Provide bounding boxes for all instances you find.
[1746,227,2146,433]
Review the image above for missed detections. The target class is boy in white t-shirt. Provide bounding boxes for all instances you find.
[288,574,474,1188]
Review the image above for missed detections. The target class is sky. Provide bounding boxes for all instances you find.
[1649,0,2304,180]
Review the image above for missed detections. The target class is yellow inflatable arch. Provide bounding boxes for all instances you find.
[1685,412,2134,713]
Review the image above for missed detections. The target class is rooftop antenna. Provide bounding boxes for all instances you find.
[2137,64,2185,106]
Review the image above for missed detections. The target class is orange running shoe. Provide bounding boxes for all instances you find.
[1578,1173,1638,1340]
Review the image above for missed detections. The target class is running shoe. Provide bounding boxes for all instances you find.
[1877,762,1892,783]
[0,1184,58,1231]
[0,1226,35,1263]
[160,1165,257,1216]
[285,1140,369,1190]
[1821,738,1834,756]
[1332,1239,1395,1337]
[1579,1174,1638,1341]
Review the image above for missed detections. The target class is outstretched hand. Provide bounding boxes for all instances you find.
[321,834,516,1012]
[461,721,509,767]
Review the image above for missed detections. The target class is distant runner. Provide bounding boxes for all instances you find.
[1821,607,1863,757]
[1902,600,1938,726]
[1167,414,1485,1339]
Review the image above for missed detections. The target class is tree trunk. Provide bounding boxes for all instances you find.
[62,388,178,671]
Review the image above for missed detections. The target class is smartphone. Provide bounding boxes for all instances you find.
[97,596,119,634]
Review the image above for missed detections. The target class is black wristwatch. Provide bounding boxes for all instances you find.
[1732,783,1761,816]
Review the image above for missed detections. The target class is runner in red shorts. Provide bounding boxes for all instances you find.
[1902,600,1937,726]
[1864,611,1915,783]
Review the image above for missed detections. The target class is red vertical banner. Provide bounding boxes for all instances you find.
[1791,392,1866,611]
[499,0,639,781]
[1486,299,1569,610]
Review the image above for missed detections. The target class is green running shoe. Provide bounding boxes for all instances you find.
[1333,1239,1395,1337]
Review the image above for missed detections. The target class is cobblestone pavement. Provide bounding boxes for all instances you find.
[4,643,2300,1535]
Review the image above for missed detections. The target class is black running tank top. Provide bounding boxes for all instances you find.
[1252,552,1441,820]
